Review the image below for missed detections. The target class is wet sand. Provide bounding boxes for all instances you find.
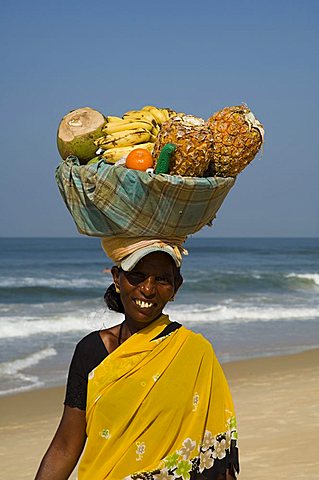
[1,348,318,479]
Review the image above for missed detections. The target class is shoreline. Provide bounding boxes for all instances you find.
[1,348,318,479]
[1,345,318,402]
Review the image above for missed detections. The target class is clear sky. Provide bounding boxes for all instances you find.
[1,0,318,237]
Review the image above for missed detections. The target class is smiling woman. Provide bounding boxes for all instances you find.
[111,252,182,330]
[35,245,239,480]
[100,250,182,352]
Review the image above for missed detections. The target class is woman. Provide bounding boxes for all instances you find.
[35,245,239,480]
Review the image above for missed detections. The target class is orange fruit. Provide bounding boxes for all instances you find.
[125,148,154,171]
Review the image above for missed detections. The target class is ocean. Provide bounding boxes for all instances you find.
[0,237,318,397]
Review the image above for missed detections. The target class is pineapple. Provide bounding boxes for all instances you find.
[208,105,264,177]
[153,114,214,177]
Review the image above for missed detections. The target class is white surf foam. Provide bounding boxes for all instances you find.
[0,302,318,340]
[0,348,57,396]
[0,276,106,288]
[0,347,57,375]
[0,379,44,396]
[286,273,319,286]
[166,304,319,323]
[0,309,120,338]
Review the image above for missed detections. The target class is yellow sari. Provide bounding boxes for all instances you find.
[78,315,239,480]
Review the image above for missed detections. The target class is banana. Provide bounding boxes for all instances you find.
[149,132,159,143]
[160,108,173,122]
[146,106,179,122]
[103,120,155,135]
[165,108,178,118]
[136,141,155,153]
[151,124,161,136]
[94,136,108,146]
[99,129,152,149]
[142,106,168,124]
[101,142,155,163]
[104,115,125,123]
[123,110,157,125]
[102,145,137,163]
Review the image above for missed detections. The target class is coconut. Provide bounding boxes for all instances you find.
[57,107,106,164]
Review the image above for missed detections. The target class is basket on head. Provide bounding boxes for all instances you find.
[55,156,235,238]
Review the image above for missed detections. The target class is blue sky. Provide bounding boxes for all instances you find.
[1,0,318,237]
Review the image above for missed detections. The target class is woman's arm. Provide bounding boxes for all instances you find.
[34,406,87,480]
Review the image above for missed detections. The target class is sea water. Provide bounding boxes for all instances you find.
[0,237,318,396]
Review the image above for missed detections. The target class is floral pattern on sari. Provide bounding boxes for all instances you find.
[128,418,239,480]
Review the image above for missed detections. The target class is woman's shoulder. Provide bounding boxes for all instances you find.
[68,331,109,378]
[75,330,104,353]
[76,324,122,357]
[72,330,110,369]
[182,327,216,353]
[65,331,108,410]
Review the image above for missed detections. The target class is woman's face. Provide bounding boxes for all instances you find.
[112,252,180,330]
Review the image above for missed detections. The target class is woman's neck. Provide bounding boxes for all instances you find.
[121,314,163,339]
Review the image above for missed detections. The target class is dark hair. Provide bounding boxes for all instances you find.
[174,267,183,291]
[104,283,125,313]
[104,262,183,313]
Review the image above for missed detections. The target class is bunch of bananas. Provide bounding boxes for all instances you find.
[93,106,177,163]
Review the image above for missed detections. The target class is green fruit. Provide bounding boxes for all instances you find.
[87,156,103,165]
[57,107,106,164]
[155,143,176,174]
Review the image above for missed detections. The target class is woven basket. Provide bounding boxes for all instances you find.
[55,156,235,238]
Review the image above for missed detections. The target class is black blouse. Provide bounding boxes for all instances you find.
[64,322,181,410]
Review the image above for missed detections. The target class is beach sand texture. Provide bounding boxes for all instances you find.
[0,349,318,480]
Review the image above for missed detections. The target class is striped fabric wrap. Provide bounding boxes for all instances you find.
[101,237,188,265]
[55,156,235,239]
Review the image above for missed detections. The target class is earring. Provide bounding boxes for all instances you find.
[115,285,120,294]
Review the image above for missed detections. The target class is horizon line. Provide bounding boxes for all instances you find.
[0,236,318,240]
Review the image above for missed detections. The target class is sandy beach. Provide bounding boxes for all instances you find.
[1,348,318,480]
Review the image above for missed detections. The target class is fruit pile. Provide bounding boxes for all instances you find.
[153,106,264,177]
[93,106,177,164]
[57,106,176,166]
[57,104,264,178]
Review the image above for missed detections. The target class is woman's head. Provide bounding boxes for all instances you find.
[105,251,183,329]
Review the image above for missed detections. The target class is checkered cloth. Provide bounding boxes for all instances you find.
[55,156,235,238]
